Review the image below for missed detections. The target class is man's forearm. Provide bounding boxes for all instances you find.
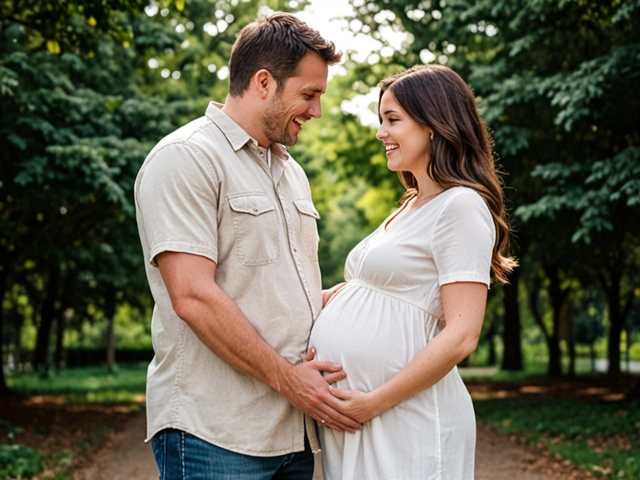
[172,281,293,391]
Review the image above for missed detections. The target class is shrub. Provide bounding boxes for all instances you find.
[0,444,44,479]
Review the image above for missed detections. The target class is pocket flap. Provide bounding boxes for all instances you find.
[293,199,320,219]
[228,194,275,216]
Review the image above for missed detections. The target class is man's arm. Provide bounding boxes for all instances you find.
[156,251,361,433]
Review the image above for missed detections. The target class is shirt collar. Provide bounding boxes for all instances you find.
[205,102,289,161]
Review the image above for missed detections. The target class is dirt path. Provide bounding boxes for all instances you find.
[71,412,594,480]
[72,413,157,480]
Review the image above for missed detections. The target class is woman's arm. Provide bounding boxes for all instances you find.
[328,281,487,423]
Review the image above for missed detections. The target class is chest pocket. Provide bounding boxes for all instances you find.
[228,193,280,266]
[293,199,320,262]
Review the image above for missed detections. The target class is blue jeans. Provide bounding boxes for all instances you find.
[151,429,314,480]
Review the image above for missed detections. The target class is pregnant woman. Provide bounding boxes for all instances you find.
[309,65,517,480]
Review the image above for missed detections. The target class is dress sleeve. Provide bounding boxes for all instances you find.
[135,142,220,267]
[431,189,495,286]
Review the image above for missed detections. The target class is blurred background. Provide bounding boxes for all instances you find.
[0,0,638,479]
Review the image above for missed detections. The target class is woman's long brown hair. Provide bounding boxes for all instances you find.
[378,65,517,284]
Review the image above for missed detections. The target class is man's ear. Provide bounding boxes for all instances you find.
[253,69,274,99]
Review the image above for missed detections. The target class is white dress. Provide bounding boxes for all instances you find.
[309,187,495,480]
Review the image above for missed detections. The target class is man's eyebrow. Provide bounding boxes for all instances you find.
[304,86,325,94]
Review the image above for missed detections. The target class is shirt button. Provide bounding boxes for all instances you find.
[253,208,258,213]
[293,248,297,252]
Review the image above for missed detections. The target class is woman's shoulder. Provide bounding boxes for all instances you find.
[440,186,487,210]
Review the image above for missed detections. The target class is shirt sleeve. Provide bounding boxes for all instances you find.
[431,189,496,286]
[135,142,219,267]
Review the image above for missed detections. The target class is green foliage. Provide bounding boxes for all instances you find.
[0,444,43,479]
[475,398,640,479]
[0,0,148,54]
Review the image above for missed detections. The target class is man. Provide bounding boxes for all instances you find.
[135,12,359,480]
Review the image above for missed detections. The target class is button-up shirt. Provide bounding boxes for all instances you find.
[135,102,323,455]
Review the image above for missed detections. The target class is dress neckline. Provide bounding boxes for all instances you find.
[383,190,445,232]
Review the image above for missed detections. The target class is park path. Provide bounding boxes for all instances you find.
[72,412,593,480]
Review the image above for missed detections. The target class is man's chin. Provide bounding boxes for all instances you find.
[278,132,298,146]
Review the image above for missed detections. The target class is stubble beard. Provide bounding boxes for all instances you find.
[262,92,297,146]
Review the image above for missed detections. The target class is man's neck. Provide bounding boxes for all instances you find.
[221,95,270,148]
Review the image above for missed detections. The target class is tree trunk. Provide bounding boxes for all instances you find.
[32,260,60,373]
[53,267,74,371]
[0,268,12,396]
[626,328,631,372]
[501,268,523,371]
[568,330,576,377]
[54,312,66,371]
[105,288,117,373]
[544,263,569,377]
[599,264,634,375]
[590,343,596,373]
[544,333,561,376]
[527,273,560,376]
[11,307,25,371]
[606,281,622,374]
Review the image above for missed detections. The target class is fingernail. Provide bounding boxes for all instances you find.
[328,386,334,392]
[333,363,341,369]
[311,347,316,354]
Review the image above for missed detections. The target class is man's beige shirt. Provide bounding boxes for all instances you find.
[135,102,323,456]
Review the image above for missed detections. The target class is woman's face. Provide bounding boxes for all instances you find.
[376,89,432,176]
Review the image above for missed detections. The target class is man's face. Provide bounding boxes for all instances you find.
[262,52,329,146]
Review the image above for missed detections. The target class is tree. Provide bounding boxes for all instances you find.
[0,1,147,392]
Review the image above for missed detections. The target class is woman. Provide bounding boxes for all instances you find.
[308,65,517,479]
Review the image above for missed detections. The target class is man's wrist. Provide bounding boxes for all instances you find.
[268,357,295,395]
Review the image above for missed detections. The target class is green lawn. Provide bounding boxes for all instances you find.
[6,364,147,403]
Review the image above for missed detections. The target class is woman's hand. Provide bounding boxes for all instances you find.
[327,386,384,424]
[322,282,346,307]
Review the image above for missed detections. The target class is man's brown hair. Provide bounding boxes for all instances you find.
[228,12,342,97]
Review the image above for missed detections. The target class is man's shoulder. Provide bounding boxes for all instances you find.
[154,115,218,150]
[144,115,230,166]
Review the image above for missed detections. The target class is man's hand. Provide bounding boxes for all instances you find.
[278,359,362,433]
[303,347,344,385]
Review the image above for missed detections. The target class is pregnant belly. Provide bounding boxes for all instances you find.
[308,284,430,392]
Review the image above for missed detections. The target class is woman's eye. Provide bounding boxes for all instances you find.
[388,118,398,123]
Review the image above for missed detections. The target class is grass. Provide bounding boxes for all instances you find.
[6,364,147,403]
[473,397,640,479]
